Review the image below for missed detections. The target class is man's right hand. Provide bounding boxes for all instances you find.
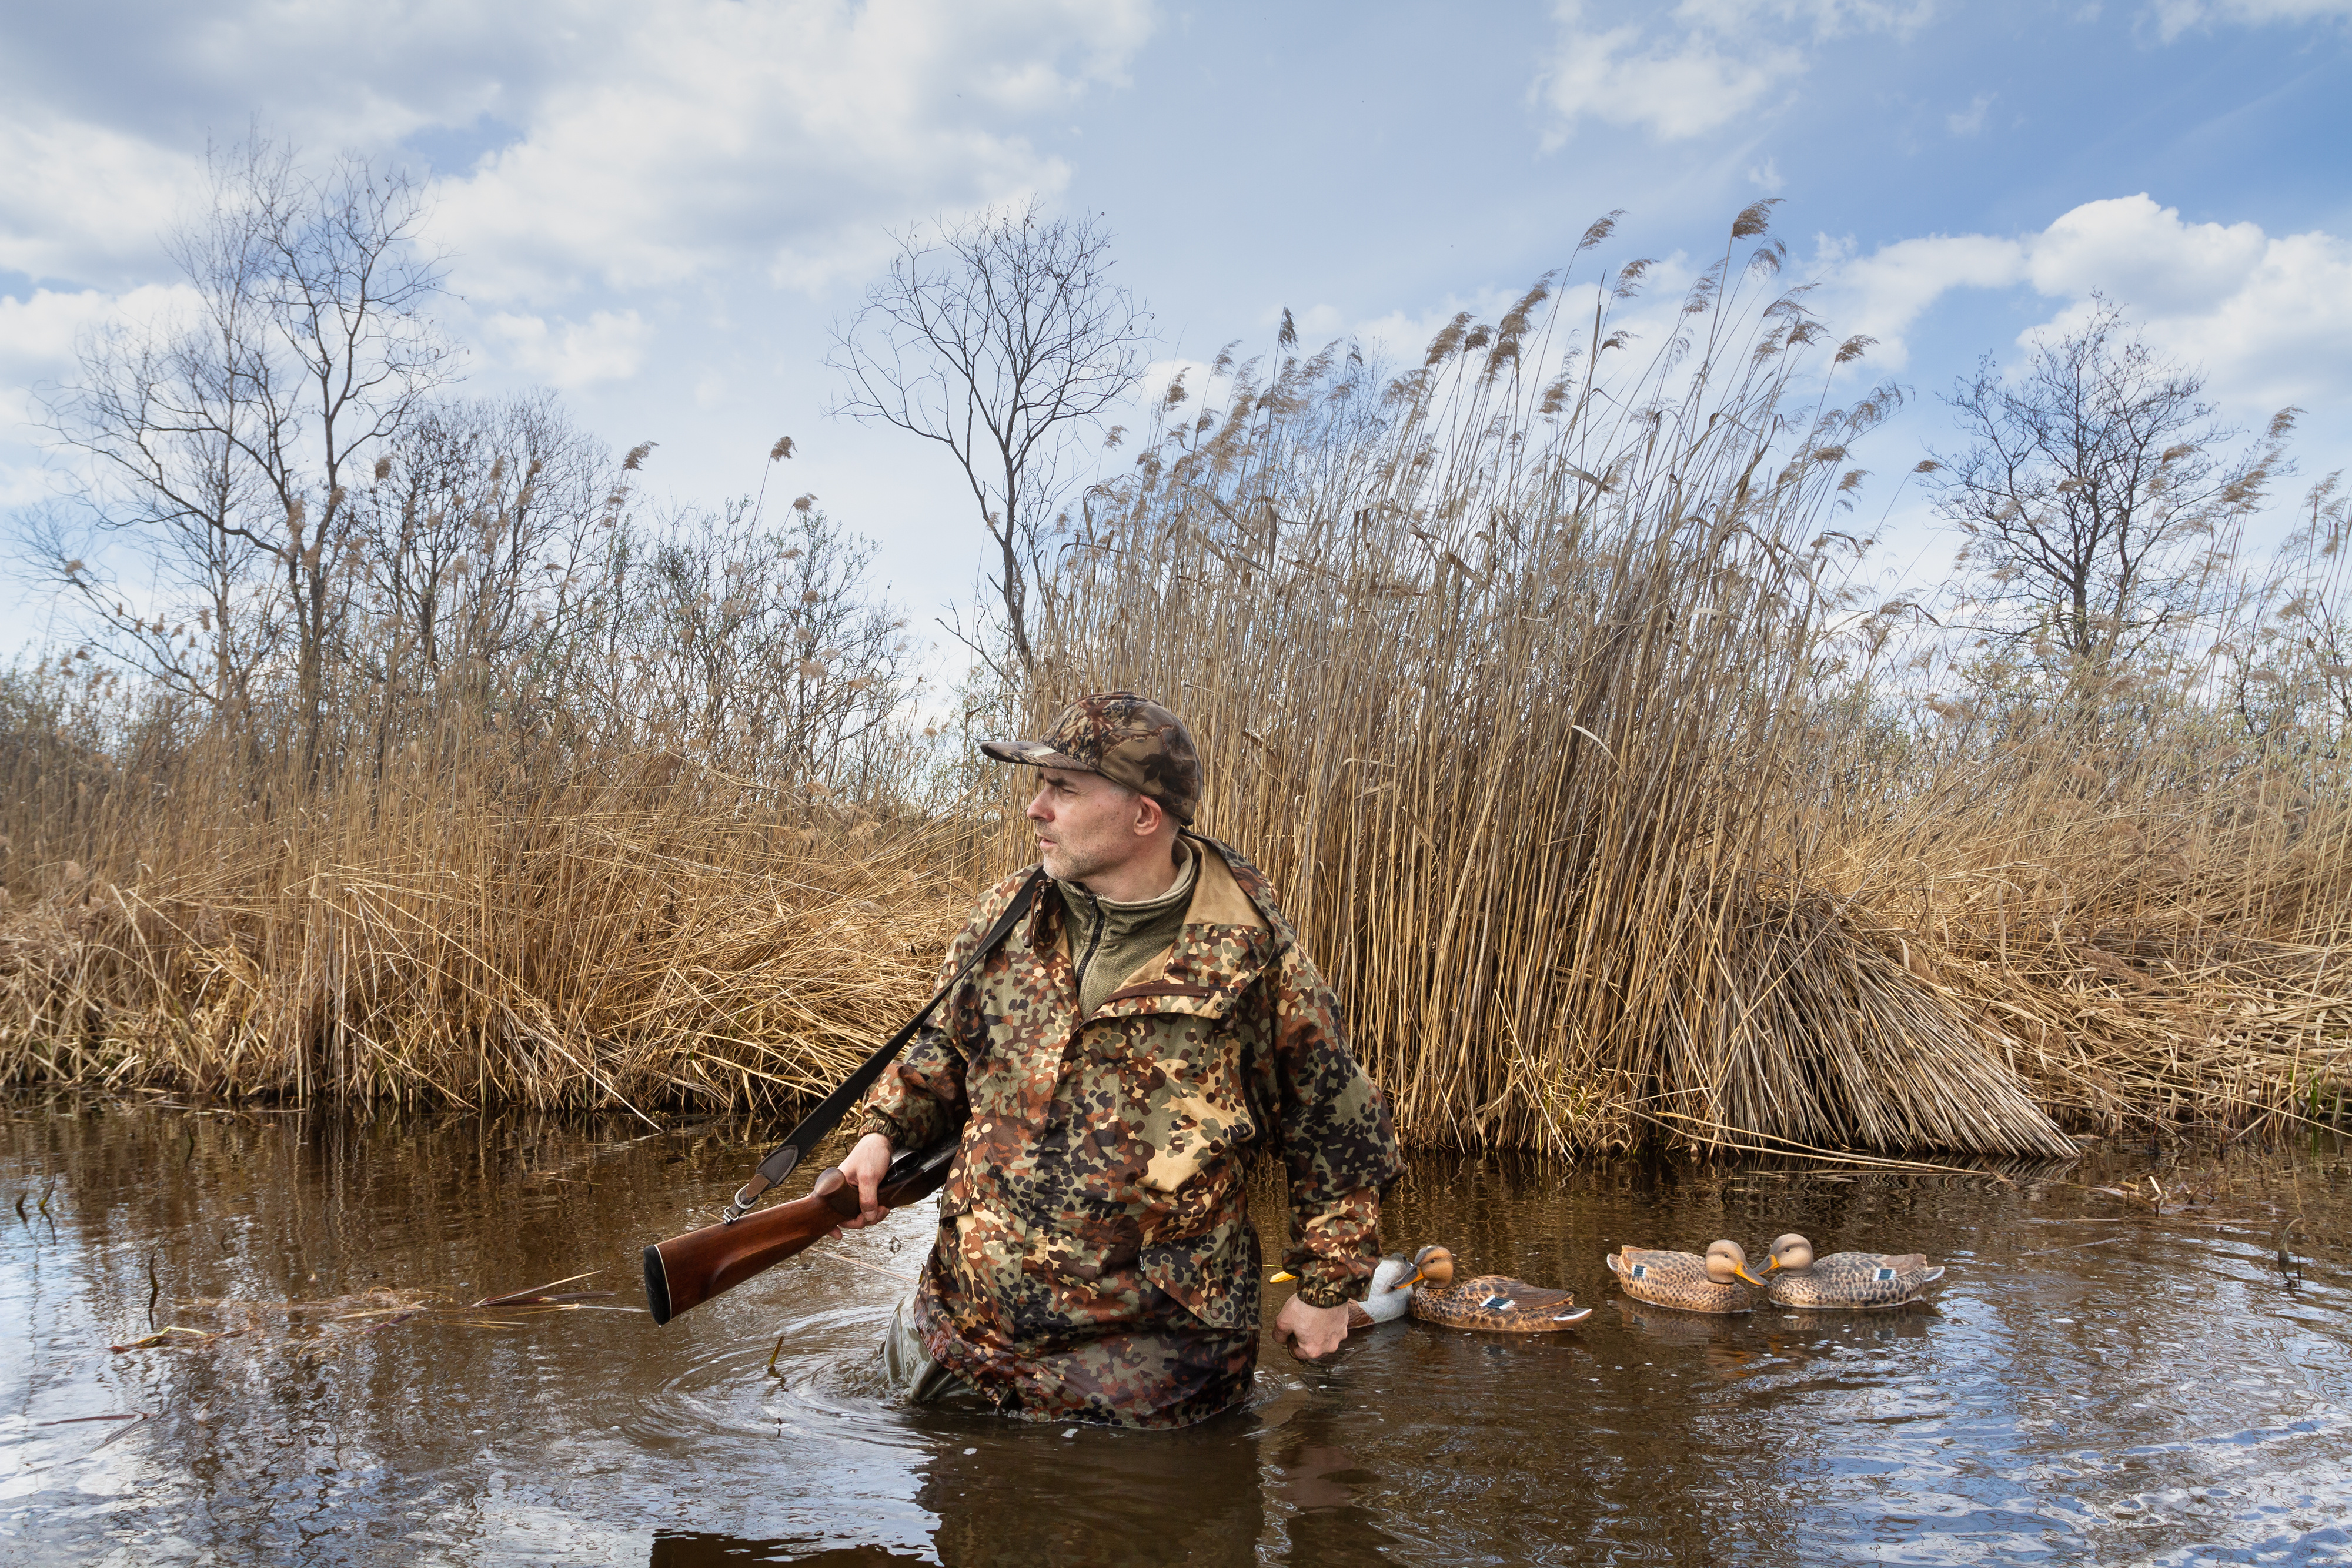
[828,1131,896,1236]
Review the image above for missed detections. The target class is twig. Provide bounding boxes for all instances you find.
[826,1250,920,1283]
[472,1269,602,1308]
[1634,1111,2009,1178]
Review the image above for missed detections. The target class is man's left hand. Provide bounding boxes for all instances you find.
[1274,1293,1352,1360]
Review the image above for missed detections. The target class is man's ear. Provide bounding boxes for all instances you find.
[1131,791,1165,838]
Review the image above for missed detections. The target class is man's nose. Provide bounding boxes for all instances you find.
[1025,789,1050,822]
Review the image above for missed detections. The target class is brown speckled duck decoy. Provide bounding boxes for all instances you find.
[1740,1233,1945,1309]
[1406,1245,1592,1332]
[1606,1239,1759,1313]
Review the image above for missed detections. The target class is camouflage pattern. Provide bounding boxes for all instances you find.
[980,692,1202,825]
[856,833,1401,1429]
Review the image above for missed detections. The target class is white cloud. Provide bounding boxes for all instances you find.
[2033,213,2352,413]
[1349,286,1538,368]
[0,283,199,416]
[1946,91,1994,135]
[1820,195,2352,414]
[415,0,1153,299]
[1529,0,2337,146]
[1831,231,2031,357]
[1535,22,1805,143]
[2149,0,2352,40]
[483,309,655,389]
[0,2,547,286]
[0,283,201,512]
[0,117,202,284]
[1294,304,1347,339]
[0,1,1153,299]
[2023,196,2269,314]
[1532,0,1935,144]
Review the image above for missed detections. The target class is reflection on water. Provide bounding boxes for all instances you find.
[4,1097,2350,1566]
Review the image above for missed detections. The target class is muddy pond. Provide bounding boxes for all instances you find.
[5,1098,2349,1566]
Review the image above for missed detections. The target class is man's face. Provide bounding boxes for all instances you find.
[1026,767,1151,884]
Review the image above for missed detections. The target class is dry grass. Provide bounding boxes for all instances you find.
[1,713,975,1115]
[1024,206,2349,1156]
[6,203,2348,1156]
[1808,701,2352,1142]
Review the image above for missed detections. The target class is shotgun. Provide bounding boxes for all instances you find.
[642,1138,956,1326]
[640,872,1041,1327]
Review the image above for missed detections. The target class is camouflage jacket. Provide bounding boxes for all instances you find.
[857,834,1402,1429]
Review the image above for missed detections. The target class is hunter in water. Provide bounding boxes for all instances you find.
[830,692,1403,1427]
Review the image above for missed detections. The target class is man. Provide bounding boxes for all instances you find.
[834,692,1402,1428]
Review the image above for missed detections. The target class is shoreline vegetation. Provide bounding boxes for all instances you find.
[7,203,2349,1158]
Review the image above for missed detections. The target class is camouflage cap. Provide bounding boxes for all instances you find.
[981,692,1202,825]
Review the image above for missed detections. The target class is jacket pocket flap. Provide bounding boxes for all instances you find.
[1091,984,1241,1022]
[1100,979,1217,1004]
[1138,1222,1260,1332]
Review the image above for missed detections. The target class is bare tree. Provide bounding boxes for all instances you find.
[827,199,1152,675]
[38,137,456,775]
[620,500,917,793]
[348,392,610,681]
[1930,301,2288,680]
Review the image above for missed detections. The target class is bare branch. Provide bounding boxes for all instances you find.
[827,199,1152,674]
[34,134,455,774]
[1927,299,2281,687]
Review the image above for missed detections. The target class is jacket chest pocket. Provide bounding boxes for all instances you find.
[1116,1016,1256,1196]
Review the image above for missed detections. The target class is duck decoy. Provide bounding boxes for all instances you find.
[1605,1239,1759,1313]
[1270,1255,1421,1330]
[1740,1233,1945,1309]
[1406,1245,1592,1332]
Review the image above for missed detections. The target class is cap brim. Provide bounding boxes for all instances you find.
[978,738,1091,772]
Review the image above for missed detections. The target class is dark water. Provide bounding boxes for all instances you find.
[5,1098,2350,1566]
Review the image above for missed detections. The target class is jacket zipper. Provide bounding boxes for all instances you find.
[1070,885,1107,1007]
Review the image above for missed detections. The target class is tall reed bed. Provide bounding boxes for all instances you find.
[1027,206,2342,1156]
[0,708,976,1112]
[1805,670,2352,1141]
[7,202,2347,1154]
[1,490,981,1112]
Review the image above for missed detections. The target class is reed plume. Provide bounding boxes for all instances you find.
[1023,206,2343,1156]
[6,204,2346,1156]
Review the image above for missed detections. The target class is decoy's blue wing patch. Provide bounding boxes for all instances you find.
[1481,1295,1514,1312]
[1629,1263,1646,1278]
[1876,1268,1896,1281]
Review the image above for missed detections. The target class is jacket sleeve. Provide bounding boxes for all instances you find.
[855,1020,964,1152]
[854,871,1030,1151]
[1266,946,1405,1308]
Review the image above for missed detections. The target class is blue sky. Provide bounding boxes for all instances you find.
[4,0,2348,658]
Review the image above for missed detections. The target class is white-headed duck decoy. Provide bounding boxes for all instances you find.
[1739,1233,1945,1309]
[1406,1245,1592,1332]
[1271,1255,1420,1330]
[1606,1239,1759,1313]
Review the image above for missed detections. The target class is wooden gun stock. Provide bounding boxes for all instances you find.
[643,1141,953,1326]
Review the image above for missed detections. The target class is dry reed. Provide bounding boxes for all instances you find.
[7,203,2348,1157]
[2,487,980,1115]
[0,722,974,1114]
[1024,204,2347,1156]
